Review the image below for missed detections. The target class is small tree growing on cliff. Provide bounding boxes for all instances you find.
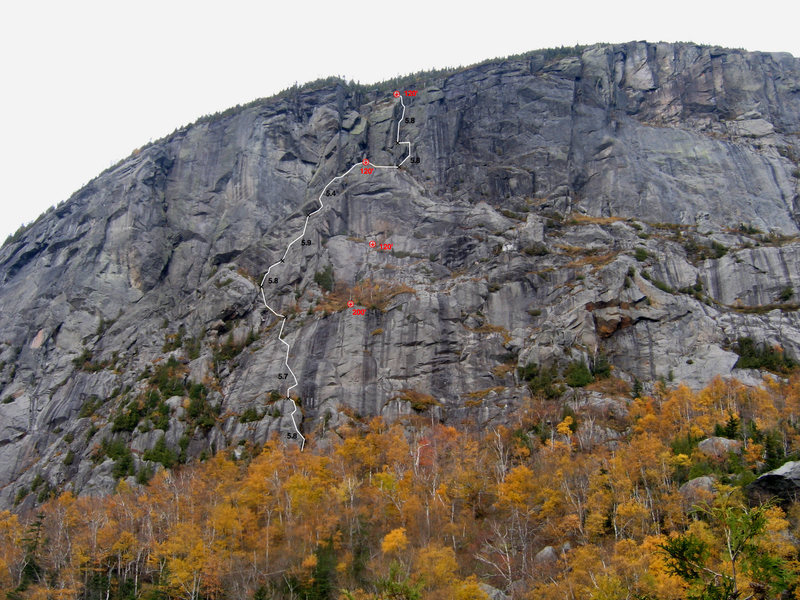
[314,264,334,292]
[565,360,593,387]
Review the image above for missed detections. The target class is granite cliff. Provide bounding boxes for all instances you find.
[1,42,800,508]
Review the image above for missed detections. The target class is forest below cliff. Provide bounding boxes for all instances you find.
[2,371,800,600]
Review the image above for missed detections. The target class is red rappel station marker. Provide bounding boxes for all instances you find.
[369,240,376,248]
[393,90,400,98]
[362,158,369,166]
[347,301,354,308]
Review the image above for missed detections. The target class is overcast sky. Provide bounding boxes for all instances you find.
[1,0,799,242]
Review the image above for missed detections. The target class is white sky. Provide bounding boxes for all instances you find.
[1,0,799,243]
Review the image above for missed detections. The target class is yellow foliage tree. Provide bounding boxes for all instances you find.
[414,543,459,596]
[381,527,408,555]
[453,575,490,600]
[0,510,22,591]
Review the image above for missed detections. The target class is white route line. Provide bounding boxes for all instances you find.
[260,94,413,450]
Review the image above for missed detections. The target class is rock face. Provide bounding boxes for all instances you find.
[1,42,800,508]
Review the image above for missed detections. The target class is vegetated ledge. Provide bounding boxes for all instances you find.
[725,302,800,314]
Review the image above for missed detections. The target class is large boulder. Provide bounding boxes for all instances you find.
[678,475,716,506]
[749,461,800,502]
[479,583,510,600]
[697,437,742,460]
[533,545,559,565]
